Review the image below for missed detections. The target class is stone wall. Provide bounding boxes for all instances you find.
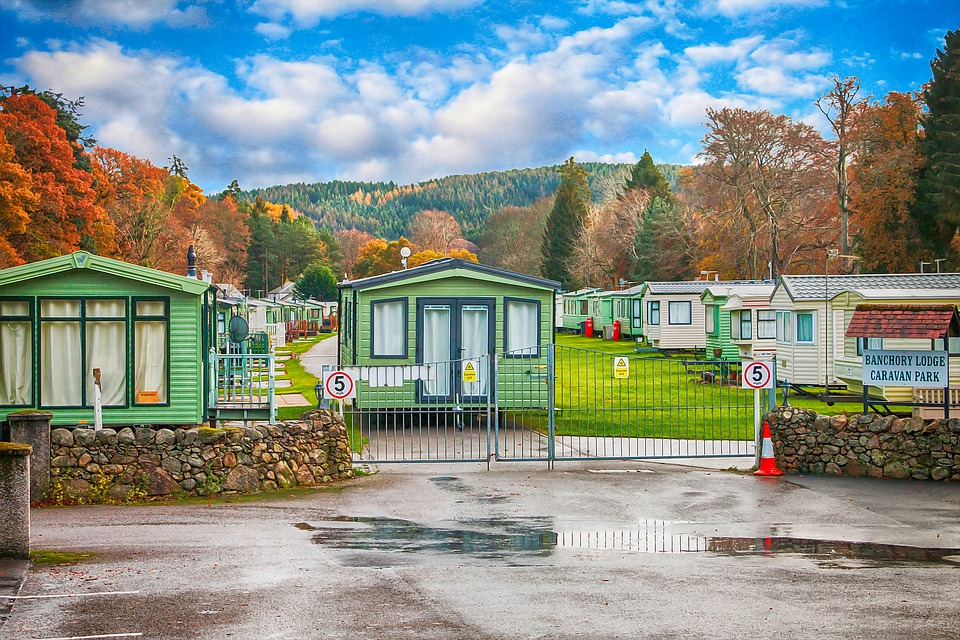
[767,408,960,481]
[47,409,354,502]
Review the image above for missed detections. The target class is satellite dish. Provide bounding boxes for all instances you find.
[400,247,411,258]
[228,315,249,343]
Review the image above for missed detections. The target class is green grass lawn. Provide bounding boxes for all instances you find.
[274,334,333,422]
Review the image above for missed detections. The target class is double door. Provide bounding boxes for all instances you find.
[417,297,494,402]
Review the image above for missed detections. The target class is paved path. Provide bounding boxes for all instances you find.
[299,335,337,378]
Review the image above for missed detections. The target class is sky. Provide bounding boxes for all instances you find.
[0,0,955,194]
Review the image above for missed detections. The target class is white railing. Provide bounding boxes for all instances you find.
[267,322,286,348]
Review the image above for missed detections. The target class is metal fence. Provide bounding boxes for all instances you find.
[209,351,276,423]
[334,345,756,464]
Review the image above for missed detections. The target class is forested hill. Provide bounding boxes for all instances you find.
[241,162,685,240]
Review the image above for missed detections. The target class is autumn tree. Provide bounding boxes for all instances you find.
[0,129,37,266]
[334,229,376,279]
[571,190,648,287]
[848,92,925,272]
[408,249,445,267]
[352,237,413,278]
[917,29,960,263]
[479,197,551,276]
[541,158,590,289]
[0,92,103,262]
[447,248,478,263]
[817,76,863,260]
[405,209,462,252]
[694,107,834,279]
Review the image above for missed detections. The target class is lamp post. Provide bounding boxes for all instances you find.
[824,249,860,390]
[314,380,327,409]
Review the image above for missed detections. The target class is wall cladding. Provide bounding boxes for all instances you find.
[767,408,960,481]
[47,409,354,501]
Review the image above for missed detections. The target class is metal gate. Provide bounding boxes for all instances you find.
[341,345,756,464]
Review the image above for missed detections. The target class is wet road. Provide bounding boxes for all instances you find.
[3,461,960,639]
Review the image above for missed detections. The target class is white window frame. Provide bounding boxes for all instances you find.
[795,311,816,345]
[757,310,776,339]
[776,311,793,344]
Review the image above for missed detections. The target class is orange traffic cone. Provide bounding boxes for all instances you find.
[754,421,784,476]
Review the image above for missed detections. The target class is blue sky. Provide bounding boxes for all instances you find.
[0,0,954,194]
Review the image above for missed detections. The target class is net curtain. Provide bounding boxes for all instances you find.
[460,306,488,395]
[423,306,451,396]
[0,321,32,404]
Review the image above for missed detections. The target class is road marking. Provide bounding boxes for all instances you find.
[2,591,140,600]
[33,634,142,640]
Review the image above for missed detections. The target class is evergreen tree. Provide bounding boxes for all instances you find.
[623,150,672,200]
[541,157,590,289]
[293,263,337,301]
[918,29,960,262]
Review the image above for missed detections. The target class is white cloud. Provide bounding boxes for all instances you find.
[539,15,570,31]
[685,36,763,66]
[495,22,550,54]
[706,0,826,16]
[573,149,639,163]
[254,22,292,40]
[249,0,482,28]
[0,0,209,29]
[736,67,827,97]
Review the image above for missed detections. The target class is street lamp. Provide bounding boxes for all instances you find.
[824,249,860,391]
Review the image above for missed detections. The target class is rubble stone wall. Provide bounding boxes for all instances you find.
[767,408,960,481]
[47,409,353,501]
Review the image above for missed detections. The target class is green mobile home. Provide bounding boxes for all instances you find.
[561,288,599,333]
[701,283,775,361]
[0,251,216,427]
[610,284,643,339]
[338,258,560,407]
[587,290,615,336]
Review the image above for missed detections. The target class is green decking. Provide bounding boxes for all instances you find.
[0,252,213,426]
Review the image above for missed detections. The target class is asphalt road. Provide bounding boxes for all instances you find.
[3,461,959,640]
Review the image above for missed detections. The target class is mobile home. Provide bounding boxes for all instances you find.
[0,251,216,427]
[639,281,718,351]
[770,273,960,388]
[338,258,560,407]
[701,283,776,361]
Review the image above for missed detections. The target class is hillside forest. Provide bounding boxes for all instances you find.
[0,30,957,296]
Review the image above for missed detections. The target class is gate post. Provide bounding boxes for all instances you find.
[7,411,52,501]
[547,343,556,468]
[0,442,31,558]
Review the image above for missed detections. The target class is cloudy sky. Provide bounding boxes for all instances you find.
[0,0,953,193]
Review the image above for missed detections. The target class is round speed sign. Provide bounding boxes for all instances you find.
[324,371,356,400]
[741,361,773,390]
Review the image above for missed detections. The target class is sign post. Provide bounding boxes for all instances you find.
[324,370,356,418]
[742,360,774,467]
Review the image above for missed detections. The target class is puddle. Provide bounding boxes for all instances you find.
[294,518,960,568]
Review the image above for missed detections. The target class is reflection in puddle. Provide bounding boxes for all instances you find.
[294,518,960,567]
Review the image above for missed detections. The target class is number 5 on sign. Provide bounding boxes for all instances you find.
[741,361,773,389]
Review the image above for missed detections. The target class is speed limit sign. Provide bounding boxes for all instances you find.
[324,370,356,400]
[741,361,773,389]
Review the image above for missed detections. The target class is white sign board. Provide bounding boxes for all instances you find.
[741,361,774,389]
[324,370,357,400]
[862,349,949,388]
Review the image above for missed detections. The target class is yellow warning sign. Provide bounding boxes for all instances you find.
[613,356,629,379]
[462,361,478,382]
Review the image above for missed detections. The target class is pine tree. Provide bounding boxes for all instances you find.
[541,157,590,289]
[918,29,960,261]
[623,150,671,200]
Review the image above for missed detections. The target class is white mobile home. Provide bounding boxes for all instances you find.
[770,273,960,388]
[639,281,716,351]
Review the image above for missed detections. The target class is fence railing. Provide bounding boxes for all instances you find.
[209,350,276,423]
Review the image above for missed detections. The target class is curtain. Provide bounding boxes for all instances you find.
[461,306,488,396]
[41,320,82,406]
[506,301,537,355]
[135,320,167,403]
[668,301,691,324]
[423,306,450,396]
[373,301,405,356]
[0,322,31,404]
[86,321,126,405]
[796,313,814,343]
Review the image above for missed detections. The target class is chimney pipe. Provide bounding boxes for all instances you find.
[187,245,197,278]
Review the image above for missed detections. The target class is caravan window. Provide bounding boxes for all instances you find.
[705,306,716,335]
[757,310,776,339]
[776,311,792,344]
[133,299,168,404]
[371,298,407,358]
[795,312,816,344]
[0,299,33,406]
[668,301,691,325]
[505,298,540,357]
[731,310,752,340]
[648,301,660,325]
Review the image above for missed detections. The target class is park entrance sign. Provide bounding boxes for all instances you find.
[862,349,948,387]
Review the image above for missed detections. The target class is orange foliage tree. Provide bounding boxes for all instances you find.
[0,93,104,262]
[0,129,37,267]
[334,229,375,278]
[848,92,926,272]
